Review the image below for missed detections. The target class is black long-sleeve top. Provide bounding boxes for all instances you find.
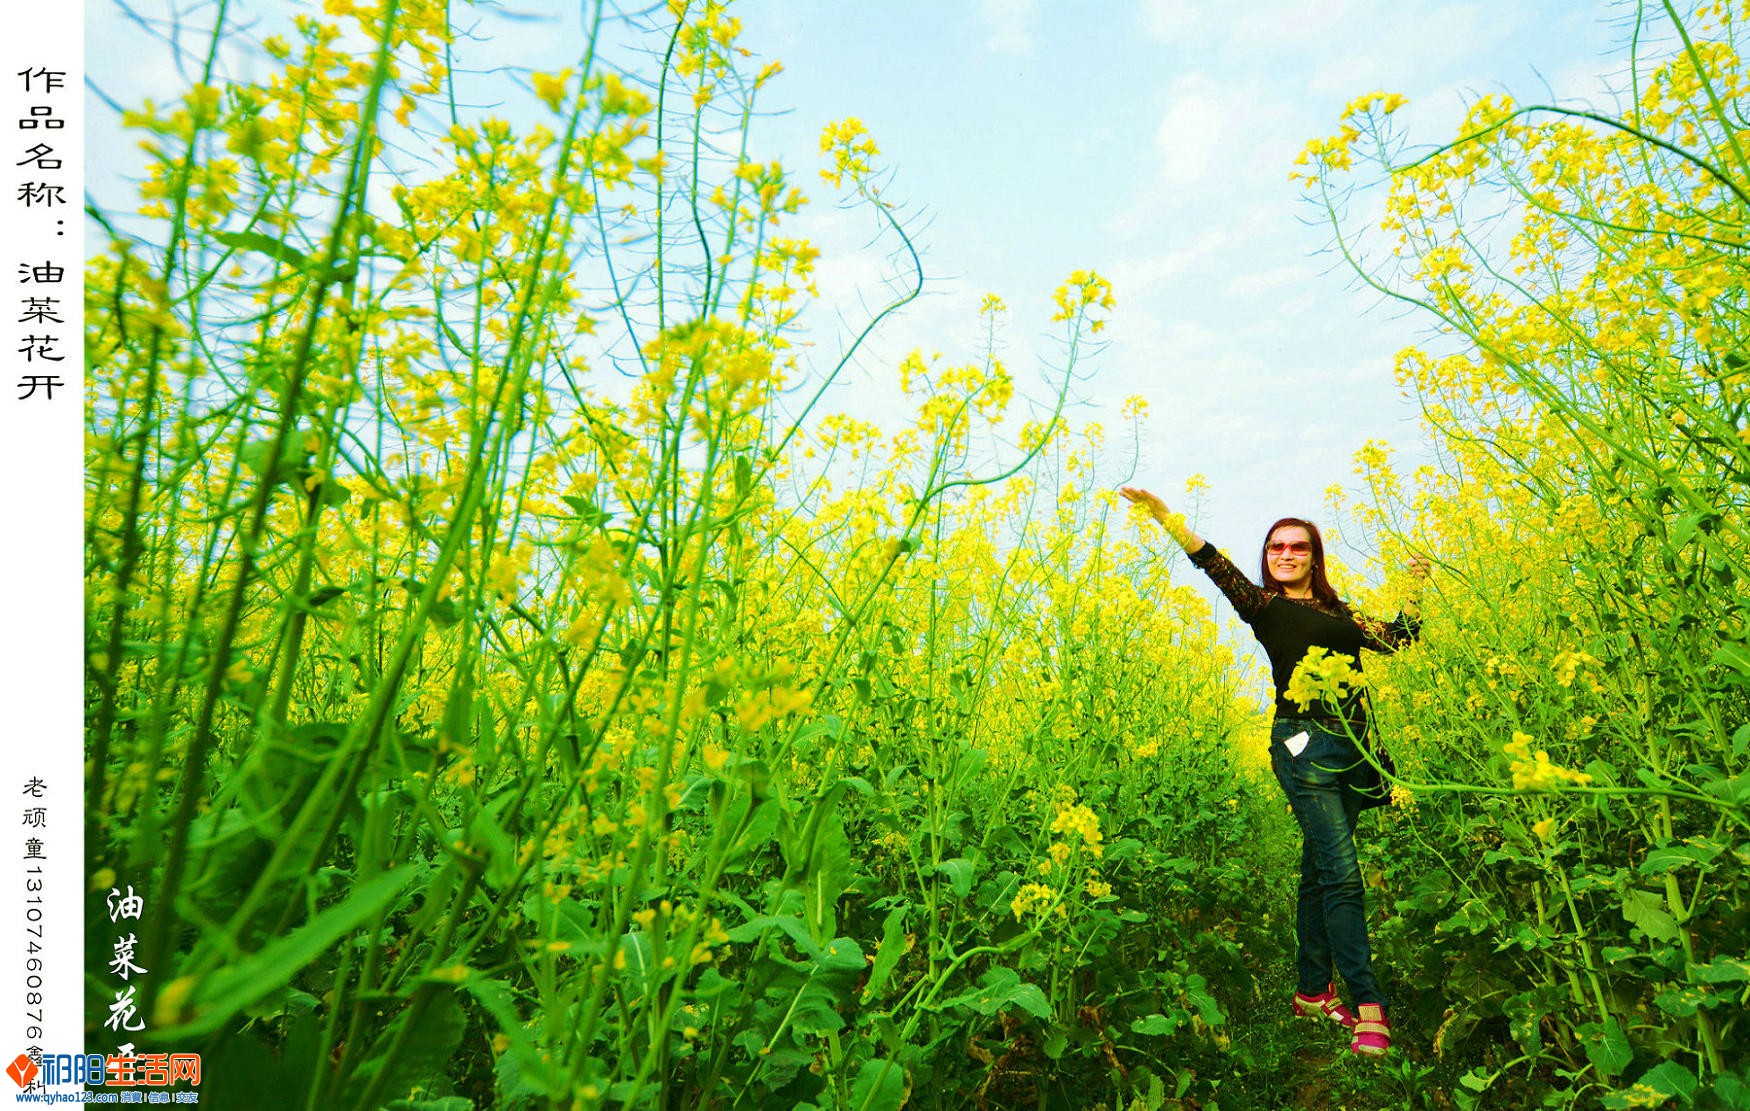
[1188,540,1420,735]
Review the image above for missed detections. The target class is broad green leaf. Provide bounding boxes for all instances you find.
[1668,510,1716,550]
[1708,1075,1750,1110]
[155,865,416,1038]
[837,773,874,797]
[939,966,1050,1019]
[1041,1027,1069,1058]
[1621,888,1679,942]
[466,977,560,1100]
[1505,992,1543,1053]
[782,937,865,1037]
[315,478,351,508]
[1183,973,1226,1027]
[240,437,307,485]
[468,805,517,889]
[1654,985,1716,1016]
[861,905,909,1003]
[934,857,975,898]
[1458,1068,1493,1093]
[1692,957,1750,983]
[349,991,467,1104]
[560,494,612,528]
[1638,843,1721,874]
[1436,899,1493,936]
[848,1058,906,1111]
[726,797,779,865]
[1131,1013,1180,1036]
[1714,640,1750,678]
[805,808,853,942]
[536,895,603,953]
[1635,1061,1699,1101]
[1580,1018,1633,1079]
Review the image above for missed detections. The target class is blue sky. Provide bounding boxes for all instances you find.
[88,0,1638,616]
[723,1,1625,563]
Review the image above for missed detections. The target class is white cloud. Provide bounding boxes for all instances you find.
[1108,226,1230,294]
[1138,0,1204,42]
[1227,263,1316,295]
[1154,75,1225,184]
[977,0,1037,57]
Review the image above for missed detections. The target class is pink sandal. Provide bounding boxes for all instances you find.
[1291,983,1357,1028]
[1350,1003,1391,1057]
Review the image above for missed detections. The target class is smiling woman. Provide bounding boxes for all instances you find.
[1119,484,1427,1060]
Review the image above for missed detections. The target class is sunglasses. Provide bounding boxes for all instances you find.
[1266,541,1313,555]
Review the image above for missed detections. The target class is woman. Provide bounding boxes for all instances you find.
[1118,485,1426,1059]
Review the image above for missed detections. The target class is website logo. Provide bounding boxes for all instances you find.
[7,1053,40,1089]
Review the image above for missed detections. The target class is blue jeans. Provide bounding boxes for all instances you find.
[1269,717,1386,1007]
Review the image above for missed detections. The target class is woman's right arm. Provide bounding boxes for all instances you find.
[1117,487,1204,552]
[1119,486,1268,621]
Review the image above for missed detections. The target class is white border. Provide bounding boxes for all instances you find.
[1,0,84,1097]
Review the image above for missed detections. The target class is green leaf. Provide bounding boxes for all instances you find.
[215,229,321,273]
[468,805,517,889]
[307,585,348,607]
[861,905,909,1003]
[1638,844,1721,874]
[1505,991,1545,1053]
[783,937,865,1037]
[1580,1017,1633,1079]
[1634,1061,1699,1101]
[1714,640,1750,678]
[240,437,307,486]
[1183,972,1226,1027]
[1692,957,1750,983]
[934,857,975,898]
[156,866,416,1038]
[1041,1027,1068,1059]
[560,495,613,529]
[804,807,853,942]
[1131,1013,1180,1036]
[318,478,351,508]
[848,1058,906,1111]
[1436,899,1494,936]
[350,991,467,1105]
[1136,1067,1166,1110]
[1669,511,1716,550]
[1708,1075,1750,1110]
[535,895,600,953]
[465,976,560,1099]
[726,797,778,864]
[939,966,1050,1019]
[1458,1068,1493,1093]
[1654,985,1717,1017]
[1622,888,1679,942]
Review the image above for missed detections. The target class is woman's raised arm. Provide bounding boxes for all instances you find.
[1118,486,1205,553]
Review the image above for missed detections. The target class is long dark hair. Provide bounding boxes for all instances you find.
[1259,517,1343,608]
